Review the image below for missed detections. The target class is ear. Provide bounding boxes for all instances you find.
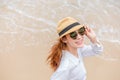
[61,36,67,43]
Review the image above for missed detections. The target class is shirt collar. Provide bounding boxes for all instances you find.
[62,50,81,65]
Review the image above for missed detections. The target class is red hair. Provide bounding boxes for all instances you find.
[47,38,67,71]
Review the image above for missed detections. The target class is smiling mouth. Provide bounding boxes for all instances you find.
[75,40,83,45]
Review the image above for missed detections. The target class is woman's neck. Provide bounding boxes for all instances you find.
[66,46,79,58]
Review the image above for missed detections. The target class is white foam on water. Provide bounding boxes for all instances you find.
[0,14,38,33]
[7,6,56,26]
[0,11,55,34]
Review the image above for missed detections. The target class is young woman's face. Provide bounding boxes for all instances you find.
[65,31,84,49]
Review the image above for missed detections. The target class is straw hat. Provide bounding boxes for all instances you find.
[57,17,84,38]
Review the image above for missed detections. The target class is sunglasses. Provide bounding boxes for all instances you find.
[69,26,85,39]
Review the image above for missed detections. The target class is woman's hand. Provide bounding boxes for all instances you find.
[84,25,97,43]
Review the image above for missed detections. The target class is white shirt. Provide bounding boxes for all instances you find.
[50,43,103,80]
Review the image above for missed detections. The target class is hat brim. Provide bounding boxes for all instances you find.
[59,24,84,38]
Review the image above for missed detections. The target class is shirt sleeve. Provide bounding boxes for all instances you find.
[79,40,103,57]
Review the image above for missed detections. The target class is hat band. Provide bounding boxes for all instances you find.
[59,22,80,36]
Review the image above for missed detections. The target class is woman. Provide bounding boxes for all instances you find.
[47,17,103,80]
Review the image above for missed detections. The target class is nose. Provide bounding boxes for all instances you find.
[77,32,83,39]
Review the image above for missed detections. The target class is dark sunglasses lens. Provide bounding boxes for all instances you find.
[70,32,77,39]
[78,27,85,35]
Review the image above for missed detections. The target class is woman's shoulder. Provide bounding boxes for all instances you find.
[55,50,74,72]
[56,51,69,72]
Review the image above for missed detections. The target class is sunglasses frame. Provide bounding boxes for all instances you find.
[69,26,85,39]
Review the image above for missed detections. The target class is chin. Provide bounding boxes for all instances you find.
[76,43,84,48]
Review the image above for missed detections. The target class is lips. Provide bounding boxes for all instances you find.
[75,40,83,45]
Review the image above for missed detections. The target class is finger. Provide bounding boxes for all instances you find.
[84,26,89,35]
[85,26,90,32]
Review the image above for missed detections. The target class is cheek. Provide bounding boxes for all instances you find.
[69,37,84,48]
[68,39,75,45]
[66,35,84,48]
[65,35,74,44]
[66,36,77,47]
